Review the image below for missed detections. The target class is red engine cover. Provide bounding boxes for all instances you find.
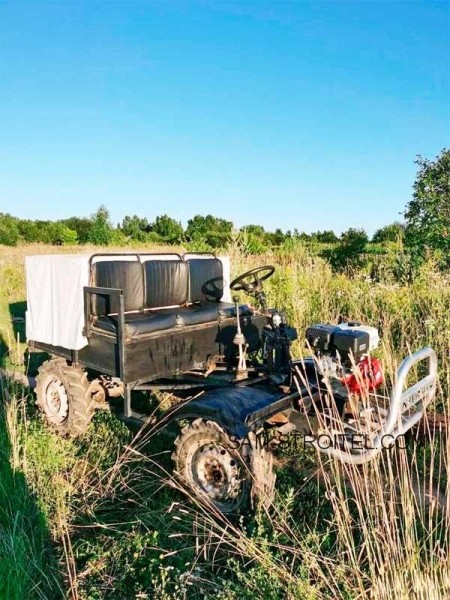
[341,356,384,395]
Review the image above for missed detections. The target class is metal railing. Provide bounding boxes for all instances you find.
[312,346,438,464]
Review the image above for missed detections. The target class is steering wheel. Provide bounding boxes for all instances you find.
[230,265,275,294]
[201,277,224,301]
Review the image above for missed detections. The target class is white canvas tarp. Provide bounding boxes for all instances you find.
[25,254,91,350]
[25,253,232,351]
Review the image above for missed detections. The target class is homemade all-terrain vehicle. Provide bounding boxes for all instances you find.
[26,253,438,516]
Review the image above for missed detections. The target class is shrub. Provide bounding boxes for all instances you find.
[0,214,20,246]
[88,206,114,246]
[404,148,450,268]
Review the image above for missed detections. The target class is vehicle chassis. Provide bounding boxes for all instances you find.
[28,252,438,515]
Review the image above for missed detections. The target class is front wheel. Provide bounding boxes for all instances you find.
[172,418,275,517]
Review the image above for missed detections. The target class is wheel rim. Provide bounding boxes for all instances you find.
[42,375,69,424]
[191,443,242,505]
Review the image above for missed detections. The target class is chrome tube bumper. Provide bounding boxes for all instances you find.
[312,346,438,465]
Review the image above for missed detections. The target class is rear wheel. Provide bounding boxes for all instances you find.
[35,358,95,436]
[172,418,275,517]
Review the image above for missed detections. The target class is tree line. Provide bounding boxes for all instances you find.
[0,206,403,249]
[0,148,448,270]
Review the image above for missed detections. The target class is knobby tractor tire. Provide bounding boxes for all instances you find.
[172,418,276,517]
[35,358,95,437]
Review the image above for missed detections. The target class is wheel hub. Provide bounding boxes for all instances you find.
[193,444,241,502]
[44,376,69,423]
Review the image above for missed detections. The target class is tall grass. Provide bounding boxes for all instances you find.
[0,242,449,598]
[0,379,64,599]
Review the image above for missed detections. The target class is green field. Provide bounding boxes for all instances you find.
[0,242,448,600]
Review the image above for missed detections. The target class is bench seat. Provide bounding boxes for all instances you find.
[158,302,253,326]
[94,302,254,338]
[95,311,177,337]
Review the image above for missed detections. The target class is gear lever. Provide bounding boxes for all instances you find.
[232,294,248,380]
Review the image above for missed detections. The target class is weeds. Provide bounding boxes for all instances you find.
[0,379,63,599]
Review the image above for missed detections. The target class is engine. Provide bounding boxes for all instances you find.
[306,322,384,396]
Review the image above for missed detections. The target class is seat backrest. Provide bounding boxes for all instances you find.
[144,260,188,308]
[91,256,224,315]
[92,260,144,316]
[187,258,224,303]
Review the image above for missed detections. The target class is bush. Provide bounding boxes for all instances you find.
[88,206,114,246]
[61,217,93,243]
[372,222,405,244]
[47,222,78,245]
[0,214,20,246]
[186,214,233,248]
[404,149,450,268]
[149,214,184,244]
[120,215,150,242]
[322,228,369,271]
[17,219,44,243]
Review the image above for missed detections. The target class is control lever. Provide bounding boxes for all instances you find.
[232,294,248,380]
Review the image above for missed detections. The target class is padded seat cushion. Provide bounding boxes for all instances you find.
[159,302,254,327]
[159,304,220,327]
[93,302,254,338]
[217,302,253,319]
[94,311,177,338]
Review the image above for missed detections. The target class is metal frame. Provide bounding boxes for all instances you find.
[82,252,233,389]
[83,286,125,380]
[88,252,184,271]
[182,252,217,259]
[311,346,438,464]
[29,252,439,456]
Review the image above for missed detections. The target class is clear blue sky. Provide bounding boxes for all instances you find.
[0,1,448,235]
